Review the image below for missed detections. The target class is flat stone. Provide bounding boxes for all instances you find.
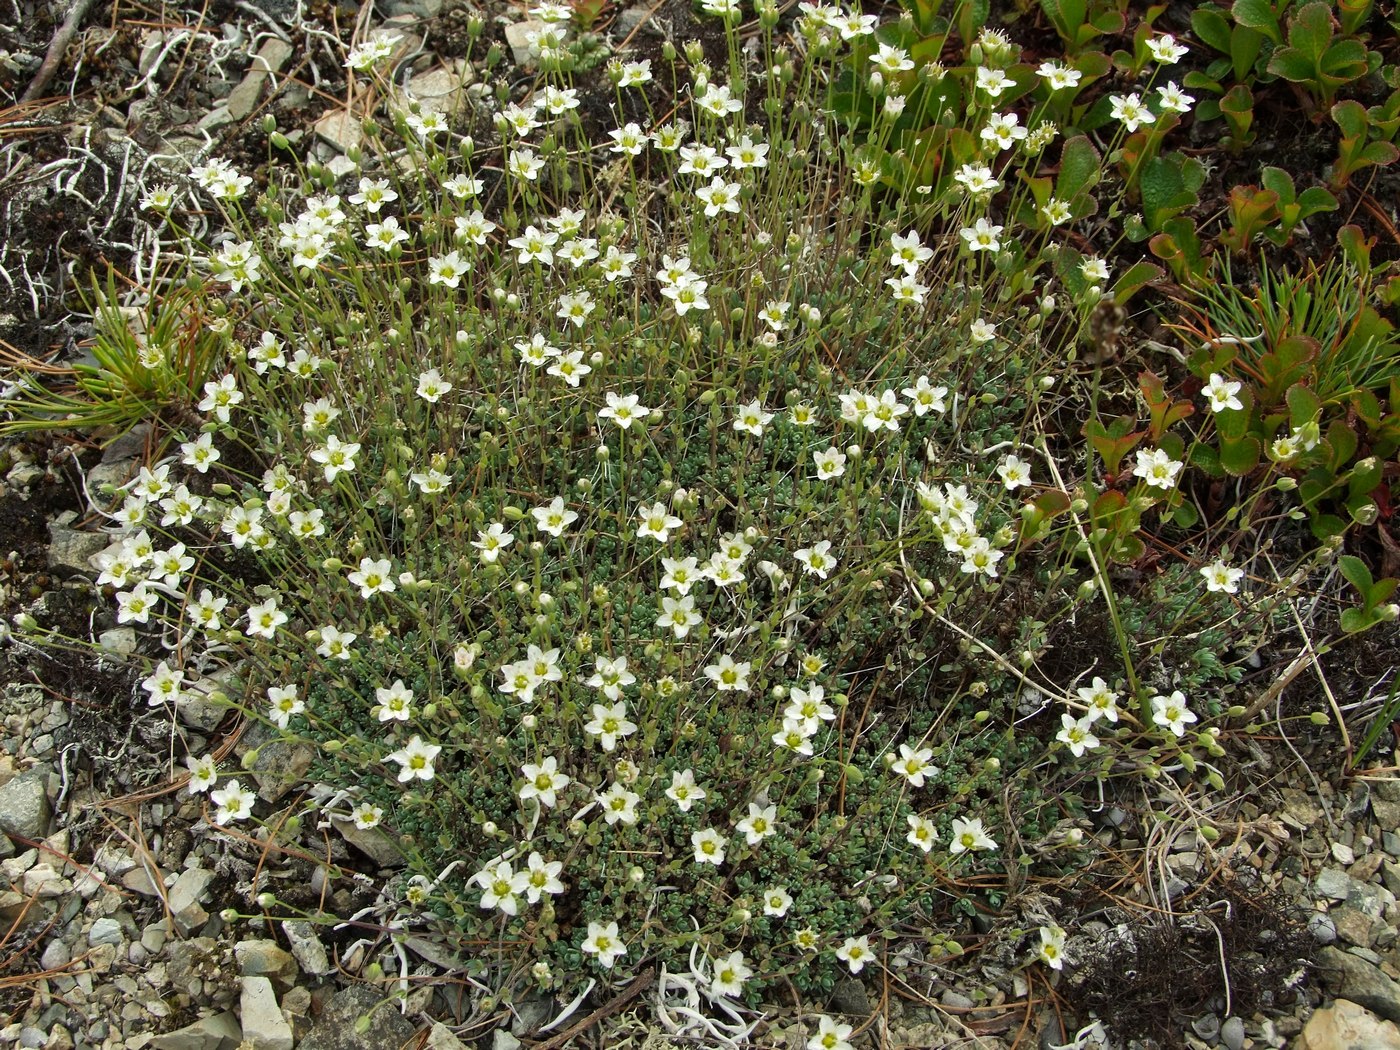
[1317,869,1354,901]
[281,920,331,976]
[239,977,293,1050]
[827,976,870,1015]
[1220,1015,1246,1050]
[46,525,108,578]
[234,939,297,988]
[88,917,124,947]
[1295,998,1400,1050]
[1319,946,1400,1023]
[297,986,415,1050]
[149,1011,242,1050]
[402,63,472,118]
[227,38,294,121]
[97,627,138,658]
[330,816,404,868]
[1334,842,1358,865]
[168,867,214,933]
[424,1022,469,1049]
[1335,907,1379,948]
[492,1034,521,1050]
[0,769,52,841]
[314,110,364,154]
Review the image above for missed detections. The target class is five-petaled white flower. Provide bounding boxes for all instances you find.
[519,756,571,807]
[893,742,937,787]
[708,950,753,998]
[835,935,873,973]
[532,496,579,537]
[1036,925,1068,970]
[598,391,650,429]
[807,1015,856,1050]
[211,779,255,823]
[1203,373,1244,413]
[1132,448,1183,490]
[637,501,683,543]
[385,735,442,782]
[691,827,728,865]
[666,768,708,812]
[1152,690,1198,736]
[794,540,837,579]
[1056,713,1101,757]
[906,814,938,853]
[949,815,998,854]
[1200,559,1245,594]
[585,701,638,752]
[581,920,628,969]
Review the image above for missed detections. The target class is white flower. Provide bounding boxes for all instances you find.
[363,216,409,251]
[976,66,1014,98]
[954,163,1001,196]
[1132,448,1183,490]
[385,735,442,782]
[726,135,768,169]
[657,594,702,638]
[980,111,1027,151]
[1146,33,1188,64]
[890,230,933,273]
[597,781,641,825]
[1203,373,1244,413]
[532,496,579,537]
[885,274,928,305]
[1077,677,1120,724]
[793,540,837,579]
[1157,81,1194,114]
[735,802,778,846]
[835,935,872,973]
[708,950,753,998]
[473,522,514,562]
[997,454,1032,490]
[349,801,384,829]
[665,770,708,814]
[1200,559,1245,594]
[523,852,565,903]
[691,827,727,865]
[762,886,793,917]
[1080,257,1111,284]
[556,290,596,328]
[316,624,356,661]
[892,742,937,787]
[584,701,638,752]
[1037,61,1082,90]
[211,779,255,823]
[1055,713,1101,757]
[244,597,287,639]
[141,661,186,707]
[347,557,396,598]
[906,814,938,853]
[636,501,683,543]
[733,400,774,436]
[519,757,570,807]
[694,81,744,117]
[597,391,649,429]
[375,679,415,722]
[903,376,948,416]
[416,368,453,403]
[1109,92,1155,133]
[807,1015,856,1050]
[581,920,627,969]
[949,816,998,854]
[474,861,528,916]
[185,754,218,794]
[705,654,752,692]
[960,217,1003,253]
[1036,925,1068,970]
[1152,689,1198,737]
[309,435,362,483]
[813,447,847,481]
[428,250,471,288]
[267,684,304,729]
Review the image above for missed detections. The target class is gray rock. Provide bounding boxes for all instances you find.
[0,770,52,841]
[1317,868,1353,901]
[234,939,297,988]
[97,627,138,658]
[614,5,654,37]
[330,816,404,868]
[403,63,473,118]
[239,977,293,1050]
[195,106,236,133]
[227,38,294,121]
[940,989,974,1010]
[1220,1016,1246,1050]
[178,668,236,732]
[167,867,214,933]
[1334,906,1378,948]
[47,525,108,578]
[492,1033,522,1050]
[424,1022,469,1049]
[827,977,870,1015]
[40,938,71,970]
[297,985,415,1050]
[149,1011,242,1050]
[509,996,554,1037]
[88,917,124,947]
[314,110,364,154]
[237,724,314,803]
[281,920,331,976]
[1311,913,1339,944]
[1191,1013,1219,1041]
[1319,946,1400,1023]
[1296,999,1400,1050]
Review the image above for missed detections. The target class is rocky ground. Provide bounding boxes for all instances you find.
[3,0,1400,1047]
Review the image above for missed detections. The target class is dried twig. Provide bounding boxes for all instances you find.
[21,0,97,103]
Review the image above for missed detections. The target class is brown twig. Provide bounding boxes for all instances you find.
[21,0,97,103]
[525,965,655,1049]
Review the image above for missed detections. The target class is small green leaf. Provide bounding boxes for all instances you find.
[1219,435,1262,476]
[1339,554,1375,595]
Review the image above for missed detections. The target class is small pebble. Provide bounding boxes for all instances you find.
[1220,1015,1245,1050]
[1332,841,1356,865]
[1308,912,1338,944]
